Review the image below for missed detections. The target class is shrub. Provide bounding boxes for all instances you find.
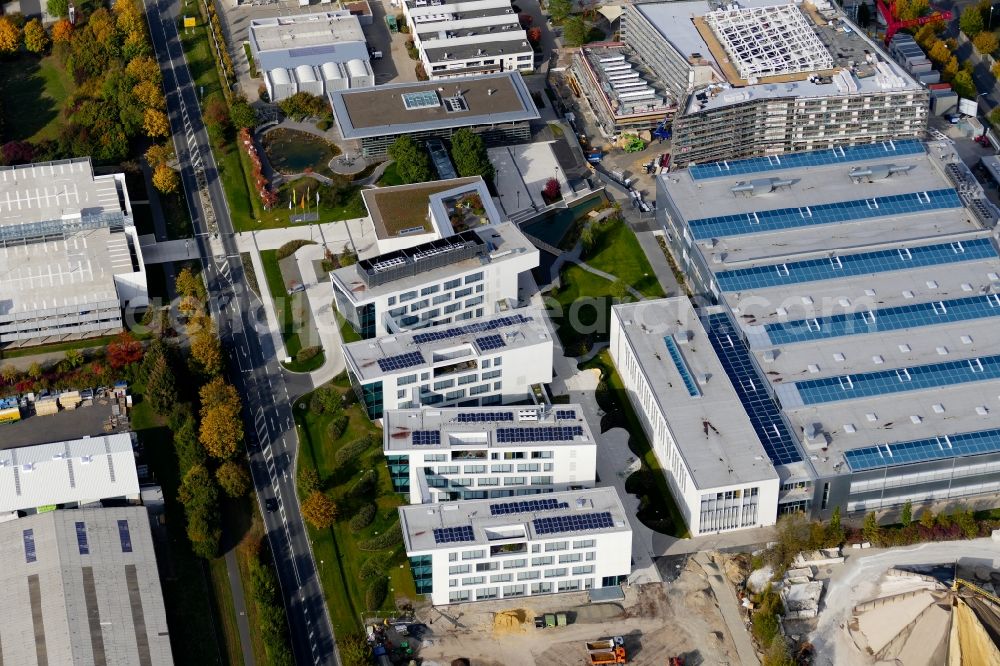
[316,118,332,131]
[334,437,373,467]
[359,554,385,580]
[276,239,316,260]
[296,346,322,363]
[365,576,388,610]
[359,521,402,551]
[751,585,783,648]
[327,413,350,441]
[351,470,378,499]
[350,503,377,532]
[311,387,342,414]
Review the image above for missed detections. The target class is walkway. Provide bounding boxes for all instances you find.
[225,549,256,666]
[292,244,347,385]
[694,552,761,666]
[545,240,645,300]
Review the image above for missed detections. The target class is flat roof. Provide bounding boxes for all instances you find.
[249,11,366,52]
[0,433,140,514]
[633,0,921,110]
[0,507,173,665]
[422,33,531,63]
[329,72,539,139]
[0,158,123,229]
[415,17,521,39]
[361,176,482,239]
[383,404,596,451]
[400,487,629,553]
[343,308,552,381]
[613,299,779,488]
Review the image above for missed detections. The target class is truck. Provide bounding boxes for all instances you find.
[587,148,604,163]
[587,636,626,665]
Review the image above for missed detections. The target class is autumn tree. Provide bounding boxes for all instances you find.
[0,16,23,55]
[301,491,338,528]
[862,511,882,545]
[199,377,244,459]
[953,70,977,98]
[133,79,165,109]
[28,362,43,380]
[943,55,960,82]
[230,97,258,129]
[174,411,207,473]
[191,320,224,376]
[143,108,170,138]
[974,30,998,55]
[339,633,374,666]
[901,500,913,526]
[961,5,984,36]
[126,55,162,85]
[107,331,144,368]
[145,142,174,167]
[23,19,49,53]
[175,266,207,301]
[51,19,73,43]
[927,39,950,65]
[216,460,252,498]
[151,162,179,194]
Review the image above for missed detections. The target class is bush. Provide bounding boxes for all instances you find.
[351,470,378,499]
[350,503,377,532]
[751,585,784,648]
[365,576,388,610]
[316,118,332,131]
[327,413,350,441]
[359,554,385,580]
[276,239,316,260]
[359,521,402,551]
[296,346,322,363]
[311,387,342,414]
[334,435,377,467]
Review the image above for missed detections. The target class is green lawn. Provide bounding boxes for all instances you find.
[207,558,245,666]
[256,181,366,231]
[585,217,666,298]
[581,350,690,538]
[377,162,403,186]
[242,42,259,78]
[0,54,75,142]
[336,311,362,344]
[294,381,415,635]
[0,331,153,361]
[259,249,327,371]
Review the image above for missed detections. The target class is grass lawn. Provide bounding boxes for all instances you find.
[258,180,366,230]
[581,350,690,538]
[242,42,259,78]
[585,217,666,299]
[336,311,362,344]
[294,380,416,635]
[0,330,154,361]
[207,558,245,666]
[0,54,75,142]
[376,162,403,186]
[259,249,327,371]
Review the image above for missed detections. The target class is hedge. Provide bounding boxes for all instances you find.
[365,576,388,611]
[349,503,377,532]
[276,239,316,260]
[359,521,402,551]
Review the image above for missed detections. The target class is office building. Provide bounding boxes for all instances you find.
[0,506,173,665]
[328,72,539,158]
[657,138,1000,520]
[384,404,597,502]
[402,0,533,80]
[248,11,374,102]
[0,433,141,517]
[610,298,780,535]
[343,309,553,419]
[399,487,631,605]
[0,158,148,347]
[620,0,927,165]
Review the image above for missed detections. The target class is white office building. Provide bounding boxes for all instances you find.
[0,158,148,347]
[400,487,632,605]
[343,309,553,420]
[0,433,141,518]
[402,0,533,79]
[384,404,597,503]
[610,298,780,536]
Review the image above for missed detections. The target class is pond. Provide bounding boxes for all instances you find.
[261,128,340,176]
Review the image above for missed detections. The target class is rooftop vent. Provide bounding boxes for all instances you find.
[848,164,914,181]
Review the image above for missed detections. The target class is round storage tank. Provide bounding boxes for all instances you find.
[295,64,318,83]
[269,68,292,85]
[320,61,343,80]
[346,58,368,78]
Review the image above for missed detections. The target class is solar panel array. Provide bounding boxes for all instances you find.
[377,351,425,373]
[664,335,702,397]
[688,140,925,180]
[476,334,506,351]
[715,238,996,292]
[764,294,1000,346]
[844,428,1000,471]
[490,498,570,515]
[412,430,441,446]
[456,411,514,422]
[23,528,36,564]
[496,426,584,443]
[76,521,89,555]
[555,409,576,420]
[688,189,961,240]
[704,313,803,464]
[533,511,615,535]
[791,354,1000,406]
[432,525,475,543]
[412,314,531,344]
[118,519,133,553]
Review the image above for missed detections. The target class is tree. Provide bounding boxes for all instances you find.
[230,97,258,129]
[562,15,591,47]
[27,362,43,380]
[126,55,162,85]
[900,500,913,526]
[143,108,170,138]
[610,279,629,300]
[191,325,224,376]
[301,491,338,528]
[856,2,871,27]
[107,331,144,368]
[145,142,174,167]
[216,460,252,497]
[450,128,495,182]
[897,0,929,21]
[943,56,960,82]
[298,467,320,496]
[1,365,18,384]
[974,30,998,55]
[23,18,49,53]
[52,19,73,43]
[991,106,1000,128]
[527,26,542,43]
[178,464,221,558]
[62,348,83,370]
[2,141,35,165]
[543,177,561,201]
[993,61,1000,80]
[518,12,533,27]
[826,506,845,546]
[953,70,977,99]
[961,5,984,37]
[146,355,177,415]
[862,511,881,545]
[927,39,951,66]
[152,162,179,194]
[920,508,936,529]
[914,23,938,48]
[174,413,206,473]
[339,633,373,666]
[0,17,23,55]
[762,635,795,666]
[132,80,165,109]
[387,135,432,184]
[199,378,244,459]
[175,266,207,301]
[548,0,572,22]
[47,0,69,17]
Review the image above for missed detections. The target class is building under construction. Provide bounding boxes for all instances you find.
[621,0,928,165]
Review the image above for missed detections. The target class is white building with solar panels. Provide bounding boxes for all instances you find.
[399,487,631,605]
[0,158,147,347]
[655,138,1000,522]
[342,309,553,420]
[383,405,597,503]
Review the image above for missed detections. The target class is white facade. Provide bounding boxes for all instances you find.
[400,487,632,605]
[609,299,780,536]
[0,434,140,517]
[384,405,597,503]
[343,309,554,420]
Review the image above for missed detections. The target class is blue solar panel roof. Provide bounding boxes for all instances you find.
[763,294,1000,346]
[412,430,440,446]
[715,238,996,292]
[555,409,576,420]
[704,313,802,465]
[533,511,614,535]
[456,411,514,423]
[788,354,1000,405]
[76,521,89,555]
[23,529,36,563]
[844,428,1000,471]
[664,335,701,397]
[118,520,132,553]
[432,525,475,543]
[412,314,531,344]
[476,334,506,351]
[496,426,584,443]
[688,140,925,180]
[688,189,960,240]
[489,498,569,516]
[377,351,425,373]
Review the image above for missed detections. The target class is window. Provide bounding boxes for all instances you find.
[491,464,512,472]
[478,477,500,486]
[398,374,417,386]
[387,296,396,306]
[421,285,440,296]
[482,359,491,368]
[482,369,502,380]
[411,299,429,311]
[504,477,526,486]
[464,465,486,474]
[465,272,484,284]
[455,287,473,298]
[557,580,580,591]
[544,568,568,578]
[490,573,513,583]
[559,553,581,563]
[531,556,553,566]
[449,564,471,575]
[494,357,502,366]
[462,549,485,560]
[476,587,499,600]
[389,307,407,317]
[572,565,594,575]
[545,541,568,552]
[471,384,491,395]
[449,591,470,602]
[503,452,525,460]
[400,290,417,302]
[503,559,527,569]
[458,374,477,386]
[573,539,595,549]
[433,293,452,305]
[531,476,553,485]
[517,463,539,472]
[434,379,455,390]
[518,570,540,580]
[476,561,499,572]
[462,576,485,585]
[425,454,447,462]
[445,389,466,401]
[531,582,553,594]
[444,302,461,314]
[464,295,483,307]
[437,465,459,474]
[444,278,461,289]
[531,451,553,459]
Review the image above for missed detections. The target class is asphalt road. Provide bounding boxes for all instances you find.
[142,0,338,663]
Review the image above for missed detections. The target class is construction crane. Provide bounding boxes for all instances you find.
[876,0,953,45]
[952,578,1000,607]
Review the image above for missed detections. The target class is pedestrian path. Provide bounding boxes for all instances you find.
[694,551,761,666]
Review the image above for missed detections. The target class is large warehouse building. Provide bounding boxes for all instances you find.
[649,138,1000,524]
[0,158,148,347]
[248,11,375,102]
[617,0,927,165]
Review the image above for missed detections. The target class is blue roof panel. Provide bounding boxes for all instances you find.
[844,428,1000,471]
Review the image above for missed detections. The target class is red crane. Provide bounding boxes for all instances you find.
[876,0,953,45]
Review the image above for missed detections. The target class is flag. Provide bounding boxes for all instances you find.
[288,196,292,210]
[315,190,320,206]
[302,187,308,210]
